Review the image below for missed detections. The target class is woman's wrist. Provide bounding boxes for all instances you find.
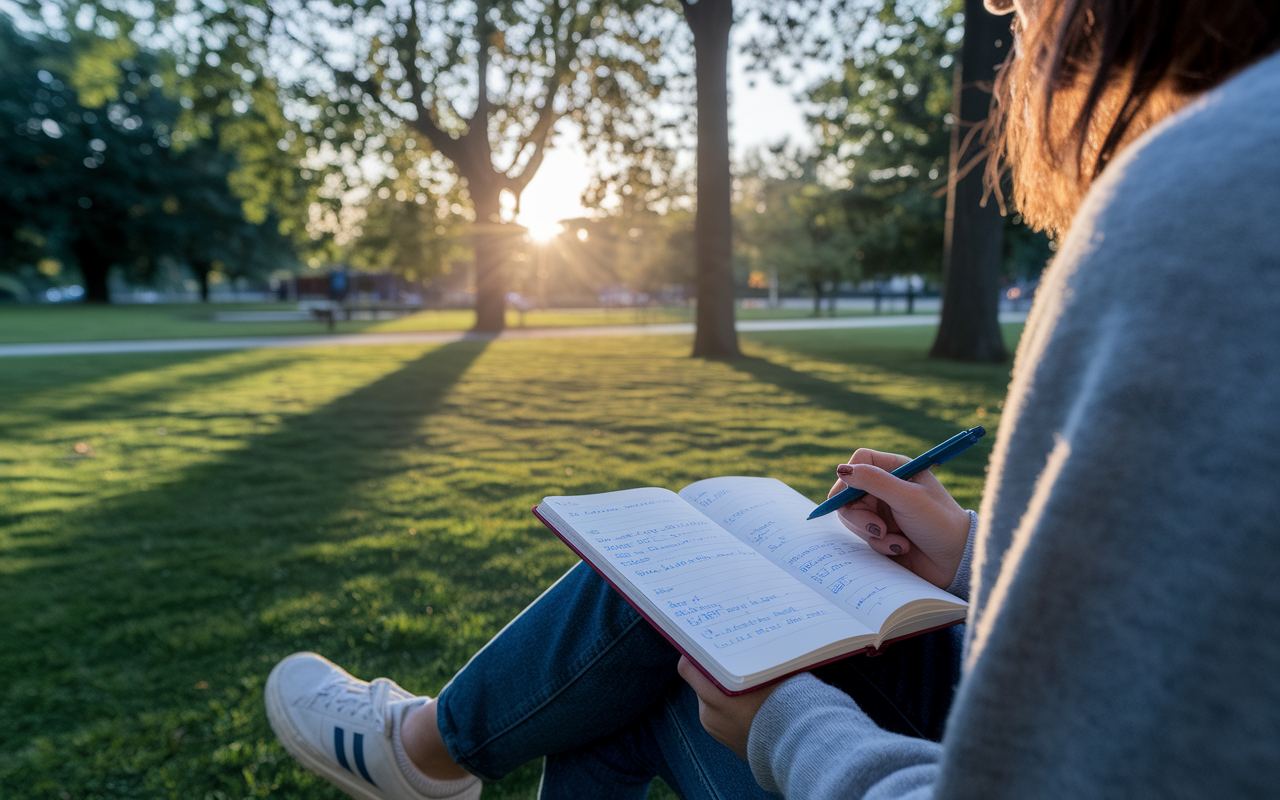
[945,510,979,601]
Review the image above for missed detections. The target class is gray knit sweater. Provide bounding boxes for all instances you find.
[748,51,1280,799]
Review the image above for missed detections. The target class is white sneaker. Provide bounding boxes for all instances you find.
[265,652,481,800]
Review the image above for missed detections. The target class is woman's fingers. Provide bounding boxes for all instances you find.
[848,448,912,470]
[677,656,718,697]
[827,477,847,500]
[837,463,924,509]
[875,531,911,556]
[837,507,912,556]
[830,450,912,500]
[838,506,889,541]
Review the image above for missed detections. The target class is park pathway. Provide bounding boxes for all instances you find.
[0,312,1029,357]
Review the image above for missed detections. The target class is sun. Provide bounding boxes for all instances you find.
[526,219,564,243]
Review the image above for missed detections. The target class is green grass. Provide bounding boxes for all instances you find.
[0,324,1020,798]
[0,303,923,344]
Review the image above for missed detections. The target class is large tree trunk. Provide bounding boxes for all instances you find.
[930,0,1011,363]
[470,184,507,333]
[682,0,740,359]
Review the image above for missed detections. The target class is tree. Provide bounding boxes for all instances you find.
[738,155,858,315]
[680,0,739,357]
[807,1,960,284]
[343,175,466,285]
[787,0,1046,323]
[167,133,299,301]
[0,19,300,301]
[929,0,1011,362]
[249,0,670,331]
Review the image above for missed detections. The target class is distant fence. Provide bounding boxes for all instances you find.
[752,295,941,314]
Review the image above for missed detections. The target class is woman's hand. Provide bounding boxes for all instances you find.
[677,656,778,761]
[828,448,971,588]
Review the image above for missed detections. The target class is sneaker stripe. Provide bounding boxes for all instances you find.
[334,726,353,773]
[353,732,377,787]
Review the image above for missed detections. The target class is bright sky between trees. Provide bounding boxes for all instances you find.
[517,37,813,241]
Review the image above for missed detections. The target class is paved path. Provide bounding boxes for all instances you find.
[0,312,1029,358]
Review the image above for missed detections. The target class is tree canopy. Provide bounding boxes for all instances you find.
[0,17,302,301]
[113,0,684,328]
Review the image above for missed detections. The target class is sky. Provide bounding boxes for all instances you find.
[516,38,815,240]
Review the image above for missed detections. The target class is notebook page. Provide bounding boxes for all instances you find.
[541,488,871,679]
[679,477,964,632]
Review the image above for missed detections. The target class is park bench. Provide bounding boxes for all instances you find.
[298,300,421,331]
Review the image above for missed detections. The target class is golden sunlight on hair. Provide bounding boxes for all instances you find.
[987,14,1187,237]
[984,0,1280,238]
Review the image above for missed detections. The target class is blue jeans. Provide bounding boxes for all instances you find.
[436,562,963,799]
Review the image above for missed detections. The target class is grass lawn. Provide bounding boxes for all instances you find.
[0,303,923,345]
[0,324,1020,798]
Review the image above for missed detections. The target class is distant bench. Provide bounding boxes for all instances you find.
[297,301,420,331]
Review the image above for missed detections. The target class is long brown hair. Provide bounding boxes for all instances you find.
[989,0,1280,236]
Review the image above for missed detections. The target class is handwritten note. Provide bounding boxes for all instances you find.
[681,478,960,631]
[542,488,868,676]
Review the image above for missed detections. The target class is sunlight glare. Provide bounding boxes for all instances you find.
[517,144,590,243]
[527,219,564,242]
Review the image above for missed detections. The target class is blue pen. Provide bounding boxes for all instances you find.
[807,426,987,520]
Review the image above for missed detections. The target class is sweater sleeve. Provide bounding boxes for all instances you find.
[746,512,974,799]
[944,511,978,602]
[747,673,941,800]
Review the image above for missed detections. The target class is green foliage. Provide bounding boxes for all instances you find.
[738,157,860,307]
[38,0,317,241]
[0,18,303,301]
[516,211,697,303]
[806,0,961,280]
[737,0,1054,289]
[0,325,1019,797]
[341,130,469,280]
[290,0,684,288]
[66,0,687,285]
[733,2,959,304]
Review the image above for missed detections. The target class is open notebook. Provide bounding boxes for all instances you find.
[534,477,967,694]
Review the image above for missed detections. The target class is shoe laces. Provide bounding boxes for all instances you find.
[307,675,414,736]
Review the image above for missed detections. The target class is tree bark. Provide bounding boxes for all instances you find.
[930,0,1011,363]
[682,0,740,359]
[403,12,514,334]
[470,184,507,332]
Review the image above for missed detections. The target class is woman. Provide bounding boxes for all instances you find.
[264,1,1280,797]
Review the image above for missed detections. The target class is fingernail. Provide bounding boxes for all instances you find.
[865,523,882,538]
[836,464,853,475]
[890,544,903,554]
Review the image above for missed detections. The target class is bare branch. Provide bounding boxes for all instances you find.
[504,4,575,192]
[390,0,466,165]
[468,5,493,133]
[406,105,469,167]
[399,0,431,114]
[503,68,565,185]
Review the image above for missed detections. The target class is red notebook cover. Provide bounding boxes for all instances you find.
[533,505,962,696]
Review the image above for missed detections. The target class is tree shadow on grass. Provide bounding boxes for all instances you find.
[0,350,227,409]
[725,354,969,447]
[743,326,1021,390]
[0,340,507,798]
[5,353,312,429]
